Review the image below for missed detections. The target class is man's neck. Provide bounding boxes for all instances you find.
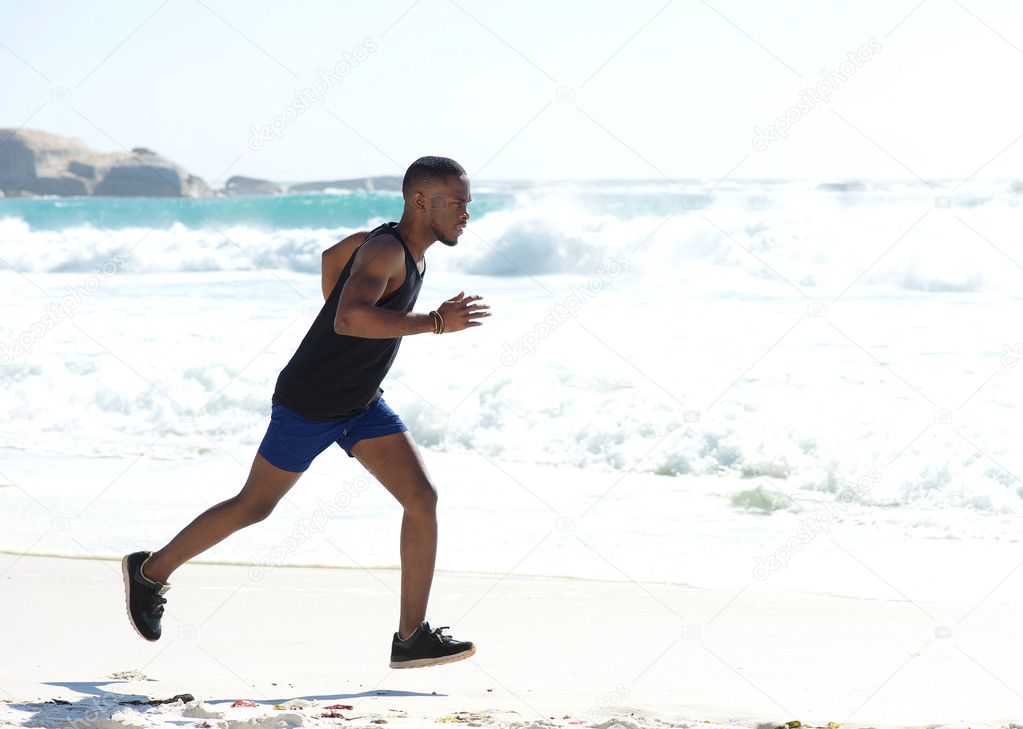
[396,216,435,262]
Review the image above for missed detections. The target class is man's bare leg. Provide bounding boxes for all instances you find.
[352,431,437,639]
[142,453,303,584]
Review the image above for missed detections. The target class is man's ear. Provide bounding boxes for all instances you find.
[412,191,426,211]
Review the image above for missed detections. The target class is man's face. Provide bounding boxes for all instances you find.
[426,175,471,247]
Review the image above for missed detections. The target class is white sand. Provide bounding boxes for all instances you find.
[1,552,1020,729]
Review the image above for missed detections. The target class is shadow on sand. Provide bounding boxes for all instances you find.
[8,681,442,726]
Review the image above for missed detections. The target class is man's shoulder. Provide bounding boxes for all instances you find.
[358,232,404,254]
[352,233,406,272]
[324,231,367,257]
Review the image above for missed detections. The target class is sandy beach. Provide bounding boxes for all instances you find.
[1,547,1020,729]
[2,439,1023,729]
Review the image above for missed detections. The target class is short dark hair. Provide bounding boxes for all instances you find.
[402,156,466,198]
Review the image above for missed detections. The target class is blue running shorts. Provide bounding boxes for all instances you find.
[257,397,408,473]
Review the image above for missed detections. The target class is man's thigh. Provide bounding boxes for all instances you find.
[351,431,434,505]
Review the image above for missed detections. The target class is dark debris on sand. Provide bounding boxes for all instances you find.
[119,693,195,706]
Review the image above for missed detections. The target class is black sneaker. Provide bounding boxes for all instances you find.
[389,621,475,668]
[121,551,170,642]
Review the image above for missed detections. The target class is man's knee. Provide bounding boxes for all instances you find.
[235,495,277,525]
[405,482,438,515]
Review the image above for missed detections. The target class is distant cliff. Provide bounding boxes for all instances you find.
[0,129,209,197]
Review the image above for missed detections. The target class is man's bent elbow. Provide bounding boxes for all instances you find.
[334,307,361,335]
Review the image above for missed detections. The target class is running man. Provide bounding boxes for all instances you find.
[122,156,490,668]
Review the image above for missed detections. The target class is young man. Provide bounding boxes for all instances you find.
[122,156,490,668]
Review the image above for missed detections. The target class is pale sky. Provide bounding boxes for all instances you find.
[2,0,1022,185]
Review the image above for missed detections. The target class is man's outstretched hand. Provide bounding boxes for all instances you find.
[436,291,491,333]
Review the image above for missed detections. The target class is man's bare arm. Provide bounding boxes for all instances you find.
[333,236,436,338]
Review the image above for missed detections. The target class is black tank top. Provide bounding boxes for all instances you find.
[271,222,424,421]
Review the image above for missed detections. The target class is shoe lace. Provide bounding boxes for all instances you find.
[431,625,454,643]
[146,593,167,617]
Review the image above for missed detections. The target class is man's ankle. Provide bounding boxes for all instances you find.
[141,554,167,585]
[397,624,421,641]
